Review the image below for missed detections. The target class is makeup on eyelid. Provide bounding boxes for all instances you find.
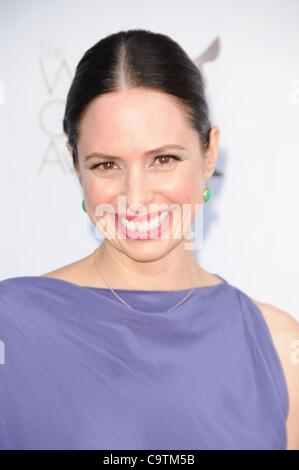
[90,154,183,171]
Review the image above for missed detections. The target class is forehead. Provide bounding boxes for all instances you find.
[78,88,195,151]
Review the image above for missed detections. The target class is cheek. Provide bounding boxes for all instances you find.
[84,175,115,204]
[165,170,203,205]
[82,176,117,225]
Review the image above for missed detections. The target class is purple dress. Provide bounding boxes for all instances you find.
[0,274,288,449]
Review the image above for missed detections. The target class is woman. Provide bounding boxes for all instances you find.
[0,28,298,450]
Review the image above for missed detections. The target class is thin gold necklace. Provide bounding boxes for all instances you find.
[92,250,195,313]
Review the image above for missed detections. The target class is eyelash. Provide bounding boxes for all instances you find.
[90,154,182,172]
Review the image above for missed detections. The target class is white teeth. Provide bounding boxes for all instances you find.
[119,211,169,233]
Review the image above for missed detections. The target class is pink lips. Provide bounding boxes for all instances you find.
[117,210,167,223]
[115,210,172,240]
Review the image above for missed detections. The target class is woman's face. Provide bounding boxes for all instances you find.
[70,88,219,261]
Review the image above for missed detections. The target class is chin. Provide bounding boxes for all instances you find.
[116,238,181,263]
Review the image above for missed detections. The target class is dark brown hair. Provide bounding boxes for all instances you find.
[63,28,212,169]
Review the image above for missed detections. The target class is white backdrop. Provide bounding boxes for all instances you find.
[0,0,298,318]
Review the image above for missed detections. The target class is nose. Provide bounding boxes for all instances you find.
[121,166,151,211]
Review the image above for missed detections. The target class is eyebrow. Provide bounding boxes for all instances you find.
[84,144,187,161]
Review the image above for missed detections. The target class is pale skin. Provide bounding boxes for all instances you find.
[42,87,299,449]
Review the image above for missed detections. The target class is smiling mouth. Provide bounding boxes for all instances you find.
[117,209,169,223]
[115,210,172,239]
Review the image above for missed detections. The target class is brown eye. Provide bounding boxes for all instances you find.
[91,161,117,171]
[91,154,182,173]
[101,162,115,170]
[154,155,181,165]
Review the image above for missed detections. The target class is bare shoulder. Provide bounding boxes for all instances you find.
[249,297,299,334]
[41,253,94,287]
[249,297,299,450]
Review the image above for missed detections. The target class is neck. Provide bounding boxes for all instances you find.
[92,241,207,291]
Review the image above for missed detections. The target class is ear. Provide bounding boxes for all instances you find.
[66,141,82,185]
[66,141,73,157]
[203,127,220,180]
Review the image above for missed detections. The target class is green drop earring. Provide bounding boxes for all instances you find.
[203,187,211,202]
[82,198,87,212]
